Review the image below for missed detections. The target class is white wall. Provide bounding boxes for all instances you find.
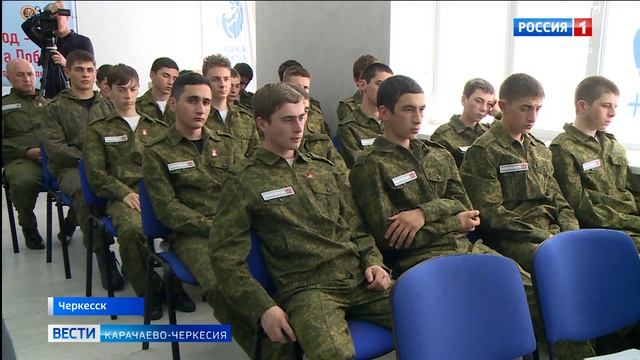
[256,1,391,136]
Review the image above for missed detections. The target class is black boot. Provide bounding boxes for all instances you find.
[23,228,45,250]
[96,250,125,291]
[149,292,164,321]
[173,290,196,313]
[57,216,76,243]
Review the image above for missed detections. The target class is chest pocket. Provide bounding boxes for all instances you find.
[387,169,423,209]
[608,154,628,190]
[424,161,450,198]
[308,174,340,219]
[499,168,529,203]
[168,161,199,188]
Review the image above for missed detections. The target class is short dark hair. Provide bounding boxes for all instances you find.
[462,78,495,98]
[361,63,393,83]
[253,83,303,122]
[574,75,619,107]
[97,64,113,82]
[170,72,210,100]
[151,57,179,73]
[283,66,311,82]
[353,54,378,80]
[278,59,302,81]
[377,75,423,112]
[230,68,240,78]
[106,64,139,87]
[66,50,95,69]
[234,63,253,81]
[202,54,232,76]
[499,73,545,103]
[286,82,310,100]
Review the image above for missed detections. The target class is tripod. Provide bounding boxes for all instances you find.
[39,35,69,99]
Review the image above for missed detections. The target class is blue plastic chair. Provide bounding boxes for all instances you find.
[391,254,537,360]
[247,230,394,360]
[78,160,119,307]
[332,135,342,152]
[40,144,72,279]
[139,180,198,360]
[533,229,640,359]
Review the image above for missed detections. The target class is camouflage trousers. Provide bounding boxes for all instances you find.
[4,159,43,231]
[277,277,391,360]
[107,201,161,297]
[57,168,109,253]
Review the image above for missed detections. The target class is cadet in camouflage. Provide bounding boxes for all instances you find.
[83,64,170,300]
[135,57,179,125]
[2,59,46,249]
[550,76,639,250]
[210,83,391,360]
[459,74,579,274]
[337,54,379,124]
[337,63,393,168]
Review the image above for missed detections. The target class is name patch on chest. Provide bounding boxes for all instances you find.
[261,186,295,201]
[391,171,417,187]
[167,160,196,172]
[2,103,22,111]
[499,162,529,174]
[582,159,601,171]
[104,135,128,143]
[360,138,376,147]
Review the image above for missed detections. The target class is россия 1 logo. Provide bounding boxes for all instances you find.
[514,18,592,37]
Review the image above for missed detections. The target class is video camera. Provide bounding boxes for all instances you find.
[29,6,71,50]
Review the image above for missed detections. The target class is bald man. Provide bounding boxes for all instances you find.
[2,59,46,249]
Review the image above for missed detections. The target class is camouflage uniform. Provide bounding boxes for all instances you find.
[336,107,383,168]
[300,133,349,179]
[459,121,579,273]
[306,100,330,136]
[349,136,548,341]
[2,88,46,242]
[550,123,640,250]
[238,90,254,113]
[430,114,491,168]
[210,147,391,360]
[336,90,361,124]
[204,103,260,158]
[136,89,175,125]
[43,89,113,253]
[142,125,256,354]
[84,110,168,296]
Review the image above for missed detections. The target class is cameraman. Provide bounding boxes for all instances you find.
[21,1,93,98]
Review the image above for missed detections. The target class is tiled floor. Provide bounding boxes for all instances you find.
[2,191,396,360]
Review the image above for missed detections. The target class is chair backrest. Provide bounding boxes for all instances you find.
[391,254,536,360]
[78,159,107,207]
[138,180,171,239]
[246,230,277,296]
[40,144,55,190]
[533,229,640,343]
[331,135,342,152]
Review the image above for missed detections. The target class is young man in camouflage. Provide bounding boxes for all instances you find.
[84,64,195,320]
[282,66,330,136]
[210,82,392,359]
[228,68,242,106]
[202,54,259,158]
[336,54,379,124]
[136,57,178,125]
[233,62,254,112]
[430,78,498,168]
[2,59,45,249]
[550,76,640,250]
[43,50,123,290]
[142,73,254,354]
[337,63,393,168]
[459,73,579,273]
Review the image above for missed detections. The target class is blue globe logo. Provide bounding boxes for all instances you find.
[221,1,243,39]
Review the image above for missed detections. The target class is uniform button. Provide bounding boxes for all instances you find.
[325,186,331,192]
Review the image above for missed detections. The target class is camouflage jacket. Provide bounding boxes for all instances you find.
[550,123,640,234]
[337,106,383,168]
[430,114,491,168]
[84,110,168,201]
[135,88,175,125]
[43,89,113,178]
[142,125,242,238]
[459,121,579,245]
[306,100,330,135]
[209,147,386,322]
[204,103,259,158]
[336,90,361,124]
[300,133,349,179]
[2,88,46,164]
[350,137,472,274]
[238,90,254,112]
